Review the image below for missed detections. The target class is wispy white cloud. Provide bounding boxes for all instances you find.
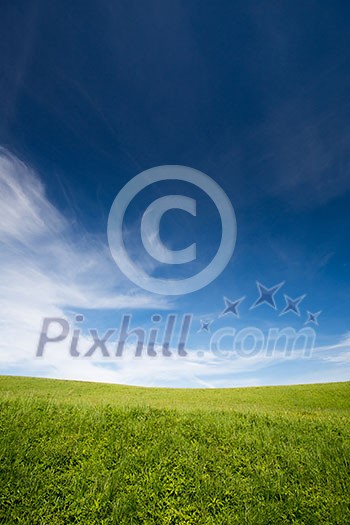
[0,148,170,378]
[0,148,171,308]
[0,148,65,243]
[323,352,350,364]
[9,333,350,388]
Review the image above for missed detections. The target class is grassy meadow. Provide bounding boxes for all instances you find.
[0,376,349,524]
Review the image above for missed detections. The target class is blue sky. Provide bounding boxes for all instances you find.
[0,0,349,387]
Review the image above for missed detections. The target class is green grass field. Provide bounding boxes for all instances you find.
[0,376,349,524]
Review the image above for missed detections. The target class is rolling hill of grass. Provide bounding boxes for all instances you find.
[0,376,349,524]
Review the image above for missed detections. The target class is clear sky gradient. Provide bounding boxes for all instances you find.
[0,0,349,387]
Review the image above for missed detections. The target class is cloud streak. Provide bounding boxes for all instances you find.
[0,148,170,379]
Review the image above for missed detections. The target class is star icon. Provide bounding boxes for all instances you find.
[250,281,285,310]
[305,310,321,325]
[280,294,306,316]
[220,296,245,318]
[197,319,212,333]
